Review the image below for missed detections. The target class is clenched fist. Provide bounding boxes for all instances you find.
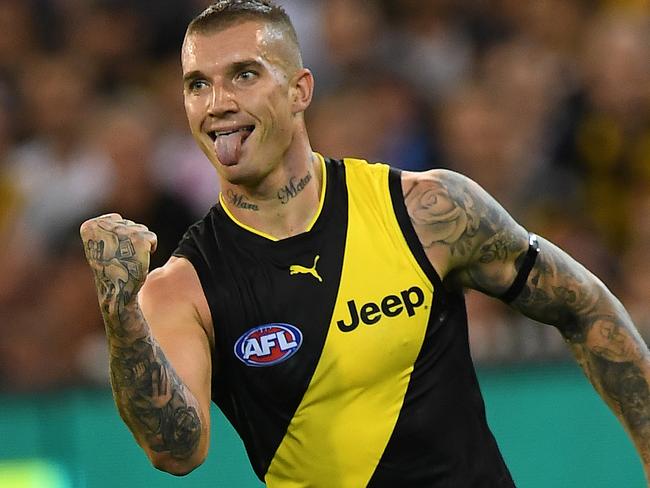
[80,213,158,316]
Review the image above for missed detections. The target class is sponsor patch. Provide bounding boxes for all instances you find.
[337,286,426,332]
[234,323,303,367]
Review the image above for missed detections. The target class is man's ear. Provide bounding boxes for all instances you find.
[290,68,314,113]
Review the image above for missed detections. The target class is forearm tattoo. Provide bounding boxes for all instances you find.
[514,247,650,465]
[84,223,201,460]
[404,170,650,465]
[110,329,202,459]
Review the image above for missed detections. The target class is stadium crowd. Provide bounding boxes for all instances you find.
[0,0,648,391]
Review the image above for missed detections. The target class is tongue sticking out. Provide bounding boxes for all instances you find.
[214,130,246,166]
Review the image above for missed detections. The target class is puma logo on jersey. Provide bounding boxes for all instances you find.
[289,255,322,282]
[337,286,425,332]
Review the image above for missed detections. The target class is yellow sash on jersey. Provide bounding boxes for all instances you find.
[266,159,434,487]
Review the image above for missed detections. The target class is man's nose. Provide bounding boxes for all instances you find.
[208,85,238,116]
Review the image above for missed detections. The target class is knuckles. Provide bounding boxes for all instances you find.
[79,215,156,252]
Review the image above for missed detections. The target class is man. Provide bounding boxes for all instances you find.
[80,1,650,486]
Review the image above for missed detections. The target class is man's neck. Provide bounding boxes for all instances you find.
[219,150,324,240]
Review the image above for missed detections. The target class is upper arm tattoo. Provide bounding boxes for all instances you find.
[403,170,528,293]
[404,173,482,255]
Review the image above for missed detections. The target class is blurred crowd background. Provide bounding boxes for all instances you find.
[0,0,648,392]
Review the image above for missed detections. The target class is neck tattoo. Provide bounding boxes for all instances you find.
[277,171,312,205]
[225,189,259,211]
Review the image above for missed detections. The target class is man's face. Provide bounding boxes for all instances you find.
[182,21,299,186]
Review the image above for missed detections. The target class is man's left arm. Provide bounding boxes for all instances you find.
[403,169,650,479]
[508,234,650,470]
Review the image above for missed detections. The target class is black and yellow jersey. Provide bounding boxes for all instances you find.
[174,154,515,487]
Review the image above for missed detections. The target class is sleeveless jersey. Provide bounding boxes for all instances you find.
[174,155,515,487]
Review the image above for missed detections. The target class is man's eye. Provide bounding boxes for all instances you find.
[237,70,258,82]
[189,80,208,91]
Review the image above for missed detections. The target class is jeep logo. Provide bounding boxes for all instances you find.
[337,286,426,332]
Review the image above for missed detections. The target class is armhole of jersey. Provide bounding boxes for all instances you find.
[173,235,218,324]
[174,243,223,401]
[388,168,444,291]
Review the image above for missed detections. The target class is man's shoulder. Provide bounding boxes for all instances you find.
[143,257,202,302]
[140,257,213,336]
[400,167,471,188]
[336,156,395,185]
[342,161,472,193]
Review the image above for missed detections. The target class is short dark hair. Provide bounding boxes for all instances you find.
[187,0,300,50]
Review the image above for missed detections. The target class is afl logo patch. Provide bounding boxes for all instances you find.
[234,323,303,367]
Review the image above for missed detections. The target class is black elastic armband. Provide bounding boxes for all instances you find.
[499,233,540,304]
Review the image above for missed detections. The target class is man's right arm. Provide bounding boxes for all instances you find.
[81,214,213,476]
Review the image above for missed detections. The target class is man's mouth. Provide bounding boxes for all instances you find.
[207,125,255,142]
[208,125,255,166]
